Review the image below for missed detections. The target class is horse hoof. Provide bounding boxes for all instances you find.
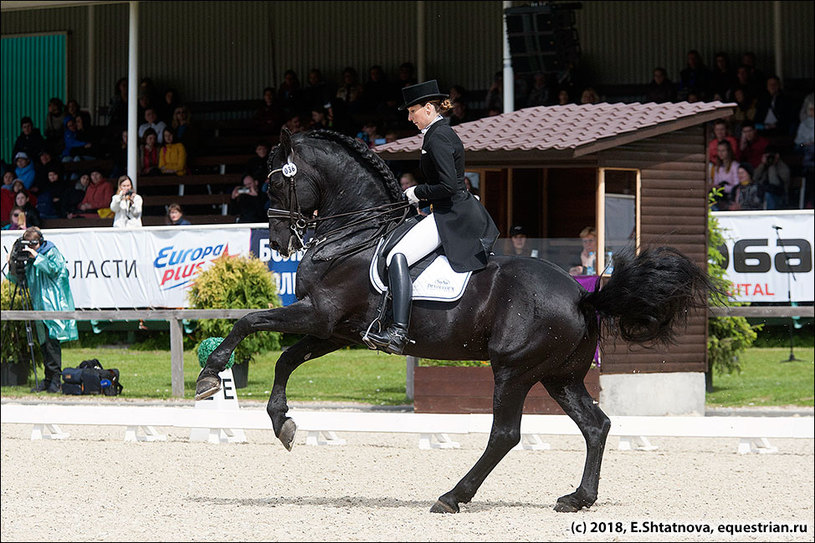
[279,418,297,451]
[430,499,459,514]
[553,501,580,513]
[194,374,221,401]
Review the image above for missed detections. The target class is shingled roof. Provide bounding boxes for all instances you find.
[375,101,735,160]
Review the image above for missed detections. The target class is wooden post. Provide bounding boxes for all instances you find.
[169,318,184,398]
[405,356,419,400]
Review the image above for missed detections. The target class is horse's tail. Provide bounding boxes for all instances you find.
[579,246,717,347]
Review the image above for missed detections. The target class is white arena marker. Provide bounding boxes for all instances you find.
[189,367,247,444]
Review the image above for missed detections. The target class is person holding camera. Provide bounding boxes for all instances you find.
[8,226,78,392]
[110,175,143,228]
[230,174,266,223]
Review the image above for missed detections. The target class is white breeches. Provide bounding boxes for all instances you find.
[386,213,441,267]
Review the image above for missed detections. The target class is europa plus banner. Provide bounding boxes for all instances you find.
[1,226,251,308]
[712,210,814,303]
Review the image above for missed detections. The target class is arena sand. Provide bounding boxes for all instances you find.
[1,414,813,542]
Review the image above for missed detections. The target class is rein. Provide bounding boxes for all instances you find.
[267,163,411,259]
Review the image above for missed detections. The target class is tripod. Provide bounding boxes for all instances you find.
[772,226,801,362]
[8,271,42,389]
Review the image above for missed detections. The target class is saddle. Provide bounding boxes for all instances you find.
[368,215,472,303]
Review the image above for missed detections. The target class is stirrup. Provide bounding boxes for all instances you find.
[363,325,412,355]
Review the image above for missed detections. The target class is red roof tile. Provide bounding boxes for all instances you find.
[375,101,735,156]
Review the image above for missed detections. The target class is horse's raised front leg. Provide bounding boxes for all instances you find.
[267,335,349,451]
[431,366,531,514]
[541,376,610,512]
[195,300,329,401]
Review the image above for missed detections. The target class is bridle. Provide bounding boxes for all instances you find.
[266,160,411,259]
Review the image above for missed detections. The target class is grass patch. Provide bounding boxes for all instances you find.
[706,347,814,407]
[0,346,410,405]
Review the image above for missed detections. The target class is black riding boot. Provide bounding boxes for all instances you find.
[366,253,412,354]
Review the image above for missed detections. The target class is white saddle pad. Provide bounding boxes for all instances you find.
[368,239,471,302]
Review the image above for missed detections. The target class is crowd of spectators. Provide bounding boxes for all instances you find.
[1,51,813,228]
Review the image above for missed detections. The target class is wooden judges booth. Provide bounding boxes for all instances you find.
[377,101,735,415]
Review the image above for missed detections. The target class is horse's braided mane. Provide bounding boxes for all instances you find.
[305,129,403,202]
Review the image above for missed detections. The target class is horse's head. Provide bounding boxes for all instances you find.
[266,128,321,257]
[265,127,404,257]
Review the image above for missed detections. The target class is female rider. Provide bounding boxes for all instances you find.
[365,80,499,354]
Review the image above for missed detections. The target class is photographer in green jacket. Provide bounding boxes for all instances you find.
[8,226,78,392]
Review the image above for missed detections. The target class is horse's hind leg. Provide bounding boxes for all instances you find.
[266,335,349,451]
[431,367,531,514]
[541,375,610,512]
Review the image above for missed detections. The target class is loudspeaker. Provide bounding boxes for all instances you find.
[505,4,581,76]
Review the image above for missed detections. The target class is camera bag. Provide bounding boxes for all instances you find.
[61,367,85,386]
[61,360,123,396]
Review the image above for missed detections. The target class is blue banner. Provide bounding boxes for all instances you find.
[250,228,304,306]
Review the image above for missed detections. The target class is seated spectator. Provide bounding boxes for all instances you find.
[708,119,740,165]
[309,105,332,130]
[356,121,383,149]
[283,113,305,135]
[730,163,764,211]
[14,152,36,191]
[644,67,677,103]
[10,179,36,208]
[799,92,814,124]
[159,127,188,176]
[14,189,41,227]
[34,149,63,192]
[526,73,551,107]
[485,71,503,112]
[245,141,270,182]
[336,67,364,116]
[1,173,15,225]
[107,77,129,136]
[399,172,428,216]
[569,226,597,276]
[63,173,90,216]
[37,167,68,219]
[678,49,712,100]
[2,206,27,231]
[230,174,267,223]
[711,140,741,209]
[740,52,767,97]
[397,62,418,89]
[1,171,14,191]
[60,117,93,164]
[166,203,191,225]
[278,69,303,117]
[580,87,600,104]
[754,147,791,209]
[110,175,143,228]
[362,64,397,117]
[449,100,475,126]
[13,116,45,160]
[157,88,180,125]
[68,170,114,218]
[254,86,283,135]
[710,52,736,101]
[72,113,103,159]
[738,120,769,169]
[303,68,334,111]
[44,97,66,155]
[171,104,200,157]
[65,99,82,120]
[138,107,167,144]
[754,75,795,136]
[730,87,758,133]
[556,88,571,105]
[139,128,161,176]
[506,225,537,258]
[795,97,814,208]
[109,128,128,179]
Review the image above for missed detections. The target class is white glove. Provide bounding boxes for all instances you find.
[404,186,420,205]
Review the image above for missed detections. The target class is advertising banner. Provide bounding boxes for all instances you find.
[250,228,305,307]
[712,210,814,303]
[2,226,251,308]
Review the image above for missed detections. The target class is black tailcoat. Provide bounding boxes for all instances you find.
[413,118,499,272]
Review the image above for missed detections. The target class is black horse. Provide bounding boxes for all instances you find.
[196,128,713,514]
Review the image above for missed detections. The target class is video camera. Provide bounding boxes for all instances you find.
[9,238,35,282]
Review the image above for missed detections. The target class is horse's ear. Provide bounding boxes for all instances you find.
[280,127,293,157]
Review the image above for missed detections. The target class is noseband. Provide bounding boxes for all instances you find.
[266,160,411,258]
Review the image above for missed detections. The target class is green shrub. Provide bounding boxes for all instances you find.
[186,254,281,364]
[707,189,759,375]
[0,280,43,372]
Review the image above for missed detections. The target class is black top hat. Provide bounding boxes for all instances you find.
[398,80,449,111]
